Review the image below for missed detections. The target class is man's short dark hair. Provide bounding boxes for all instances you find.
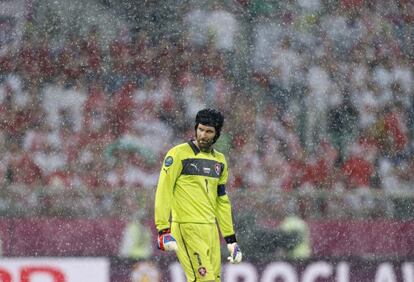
[195,108,224,144]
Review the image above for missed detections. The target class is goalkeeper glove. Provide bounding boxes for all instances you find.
[227,243,242,263]
[157,228,178,251]
[225,234,242,264]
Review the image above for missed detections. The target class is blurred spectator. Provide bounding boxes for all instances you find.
[183,2,238,53]
[371,101,409,161]
[5,138,43,186]
[270,36,304,101]
[183,6,208,47]
[119,210,153,260]
[108,80,136,136]
[327,87,359,159]
[234,211,304,262]
[206,2,238,53]
[130,102,173,157]
[42,75,86,132]
[341,138,377,189]
[182,75,207,120]
[82,80,109,137]
[302,140,339,189]
[130,32,155,82]
[32,133,67,181]
[321,7,367,59]
[80,26,103,78]
[304,59,331,152]
[278,214,311,260]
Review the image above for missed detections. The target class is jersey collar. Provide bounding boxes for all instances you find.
[188,140,215,156]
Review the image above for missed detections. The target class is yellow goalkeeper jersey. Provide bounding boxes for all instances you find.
[155,141,235,237]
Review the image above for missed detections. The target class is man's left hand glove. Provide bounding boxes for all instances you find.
[227,242,242,264]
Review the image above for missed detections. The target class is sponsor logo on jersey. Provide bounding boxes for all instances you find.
[203,167,211,174]
[190,163,199,171]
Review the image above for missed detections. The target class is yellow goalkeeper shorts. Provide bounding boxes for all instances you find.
[171,222,221,281]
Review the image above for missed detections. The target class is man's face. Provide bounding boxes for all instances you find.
[195,123,216,151]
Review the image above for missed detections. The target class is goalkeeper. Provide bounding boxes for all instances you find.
[154,108,242,282]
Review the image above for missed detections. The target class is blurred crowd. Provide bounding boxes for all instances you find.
[0,0,414,217]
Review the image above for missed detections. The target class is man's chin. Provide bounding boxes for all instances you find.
[198,142,212,151]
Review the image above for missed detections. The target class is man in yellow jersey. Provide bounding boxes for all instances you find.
[155,108,242,282]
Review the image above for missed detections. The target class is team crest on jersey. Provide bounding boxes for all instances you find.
[214,163,221,176]
[164,156,173,167]
[198,267,207,277]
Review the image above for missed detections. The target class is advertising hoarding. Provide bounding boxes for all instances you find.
[0,258,109,282]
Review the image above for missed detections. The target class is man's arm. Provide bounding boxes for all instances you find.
[154,149,181,231]
[216,186,236,238]
[154,148,181,252]
[215,160,235,237]
[215,160,242,263]
[216,187,242,263]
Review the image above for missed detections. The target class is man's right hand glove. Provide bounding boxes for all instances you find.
[227,242,242,263]
[157,228,178,251]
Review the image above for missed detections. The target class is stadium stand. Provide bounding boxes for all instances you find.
[0,0,414,260]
